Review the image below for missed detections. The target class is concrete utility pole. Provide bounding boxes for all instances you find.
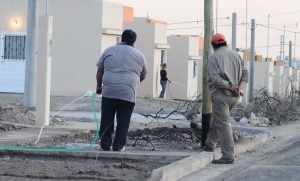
[231,12,237,51]
[249,19,255,102]
[267,14,270,58]
[245,0,248,51]
[283,25,286,59]
[201,0,213,147]
[24,0,38,109]
[294,22,297,61]
[280,35,284,60]
[215,0,218,33]
[289,41,292,67]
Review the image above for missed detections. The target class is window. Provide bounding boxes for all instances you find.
[161,50,167,64]
[193,61,199,78]
[4,35,26,60]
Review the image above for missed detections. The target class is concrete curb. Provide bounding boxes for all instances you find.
[148,152,213,181]
[148,130,272,181]
[0,149,189,164]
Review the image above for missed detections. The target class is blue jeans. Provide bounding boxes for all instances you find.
[159,80,167,98]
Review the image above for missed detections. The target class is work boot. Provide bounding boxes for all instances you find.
[212,158,234,164]
[202,145,214,152]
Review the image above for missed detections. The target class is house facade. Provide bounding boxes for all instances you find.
[124,17,170,98]
[168,35,201,100]
[0,0,130,96]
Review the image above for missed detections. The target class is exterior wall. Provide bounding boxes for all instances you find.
[154,23,167,44]
[45,0,103,96]
[187,60,198,99]
[241,60,250,105]
[101,1,123,30]
[0,0,27,32]
[168,35,199,100]
[124,18,155,97]
[101,34,120,53]
[0,0,125,96]
[273,66,284,96]
[125,17,169,98]
[197,50,203,96]
[282,67,293,96]
[253,61,274,94]
[167,36,189,100]
[295,68,300,90]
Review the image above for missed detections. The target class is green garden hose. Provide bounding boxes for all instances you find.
[0,93,99,152]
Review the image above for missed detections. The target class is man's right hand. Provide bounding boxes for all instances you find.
[96,86,102,95]
[231,85,241,97]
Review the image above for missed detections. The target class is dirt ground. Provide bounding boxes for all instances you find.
[0,154,165,181]
[0,93,267,180]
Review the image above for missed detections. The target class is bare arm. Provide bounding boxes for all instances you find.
[96,67,104,94]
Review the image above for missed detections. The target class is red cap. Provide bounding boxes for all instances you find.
[211,33,226,44]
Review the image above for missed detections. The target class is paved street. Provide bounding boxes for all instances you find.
[180,121,300,181]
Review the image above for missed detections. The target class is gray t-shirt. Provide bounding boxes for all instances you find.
[96,43,148,103]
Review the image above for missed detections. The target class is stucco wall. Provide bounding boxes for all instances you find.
[0,0,27,32]
[101,34,120,53]
[253,61,274,94]
[124,18,155,97]
[45,0,103,96]
[187,60,198,100]
[167,36,189,100]
[102,1,123,30]
[273,66,284,96]
[283,67,293,96]
[154,23,167,45]
[197,50,203,96]
[0,0,125,96]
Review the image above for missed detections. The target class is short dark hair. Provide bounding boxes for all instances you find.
[211,42,227,49]
[122,29,137,46]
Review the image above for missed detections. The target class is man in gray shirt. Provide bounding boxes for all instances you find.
[203,33,248,164]
[96,29,148,151]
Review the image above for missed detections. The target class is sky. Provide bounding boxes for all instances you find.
[107,0,300,60]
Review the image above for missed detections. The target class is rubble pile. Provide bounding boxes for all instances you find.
[0,104,35,125]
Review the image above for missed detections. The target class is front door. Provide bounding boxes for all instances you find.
[0,32,26,93]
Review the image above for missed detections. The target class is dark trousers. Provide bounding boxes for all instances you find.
[100,97,135,151]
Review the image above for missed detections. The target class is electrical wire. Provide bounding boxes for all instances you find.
[256,23,299,34]
[168,23,246,30]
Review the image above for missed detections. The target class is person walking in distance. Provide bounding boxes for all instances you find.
[159,63,171,98]
[96,29,148,151]
[202,33,248,164]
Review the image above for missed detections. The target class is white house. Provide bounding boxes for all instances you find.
[167,35,201,100]
[124,17,170,98]
[0,0,131,96]
[253,61,274,94]
[282,67,293,96]
[273,65,284,96]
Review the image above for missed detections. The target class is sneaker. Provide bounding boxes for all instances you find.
[212,158,234,164]
[113,147,125,152]
[202,146,214,152]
